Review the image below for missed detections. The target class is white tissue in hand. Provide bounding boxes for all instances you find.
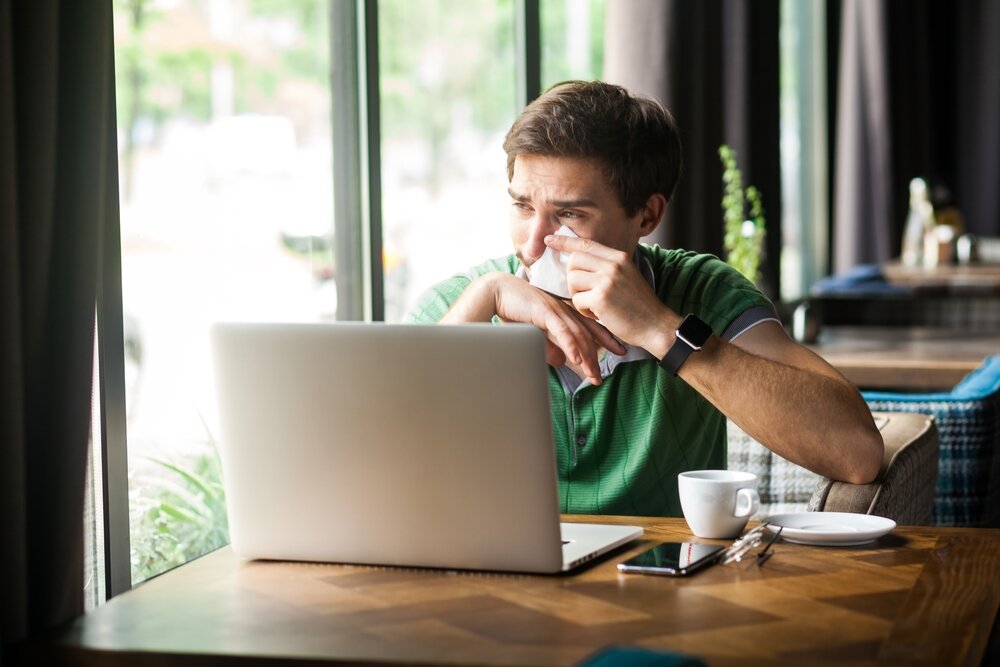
[528,226,577,298]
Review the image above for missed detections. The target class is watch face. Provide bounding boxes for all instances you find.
[679,314,713,346]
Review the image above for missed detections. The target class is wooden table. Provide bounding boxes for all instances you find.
[50,517,1000,667]
[806,326,998,391]
[882,260,1000,293]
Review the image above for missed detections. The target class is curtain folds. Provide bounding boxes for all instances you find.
[832,0,892,274]
[604,0,781,297]
[0,0,115,655]
[606,0,998,289]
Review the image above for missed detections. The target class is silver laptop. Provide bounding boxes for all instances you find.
[210,321,642,574]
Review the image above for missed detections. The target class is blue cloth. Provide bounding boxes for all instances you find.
[578,646,707,667]
[864,356,1000,402]
[810,263,911,296]
[863,356,1000,526]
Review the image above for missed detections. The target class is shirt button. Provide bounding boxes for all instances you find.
[577,436,586,448]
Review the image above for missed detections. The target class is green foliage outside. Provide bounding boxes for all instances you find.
[380,0,517,136]
[130,445,229,584]
[541,0,606,86]
[114,0,330,200]
[719,144,766,286]
[115,0,606,199]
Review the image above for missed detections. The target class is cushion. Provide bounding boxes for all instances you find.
[726,420,820,517]
[809,412,939,524]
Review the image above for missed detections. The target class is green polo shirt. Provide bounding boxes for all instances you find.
[407,244,776,517]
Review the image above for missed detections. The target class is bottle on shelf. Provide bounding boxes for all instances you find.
[901,177,936,268]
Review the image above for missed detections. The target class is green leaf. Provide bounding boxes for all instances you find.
[148,456,222,503]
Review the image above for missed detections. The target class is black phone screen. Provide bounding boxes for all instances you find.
[617,542,725,576]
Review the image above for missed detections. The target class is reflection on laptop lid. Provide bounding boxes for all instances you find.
[211,322,641,574]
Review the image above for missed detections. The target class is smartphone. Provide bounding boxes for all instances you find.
[617,542,725,576]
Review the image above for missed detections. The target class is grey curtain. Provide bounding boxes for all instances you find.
[604,0,782,297]
[832,0,892,274]
[0,0,116,657]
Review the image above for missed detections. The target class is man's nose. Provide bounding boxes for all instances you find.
[524,215,558,263]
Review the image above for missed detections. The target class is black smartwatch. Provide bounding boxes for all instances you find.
[659,313,713,376]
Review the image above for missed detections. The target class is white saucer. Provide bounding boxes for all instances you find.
[764,512,896,546]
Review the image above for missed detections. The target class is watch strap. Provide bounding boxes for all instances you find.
[659,334,695,376]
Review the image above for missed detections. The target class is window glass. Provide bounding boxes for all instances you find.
[779,0,828,300]
[378,0,519,322]
[541,0,605,86]
[113,0,334,583]
[107,0,607,587]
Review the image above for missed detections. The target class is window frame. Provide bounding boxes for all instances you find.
[96,64,131,598]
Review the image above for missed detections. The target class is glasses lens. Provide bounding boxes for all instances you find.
[723,524,779,565]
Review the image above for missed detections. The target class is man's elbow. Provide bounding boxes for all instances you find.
[843,428,884,485]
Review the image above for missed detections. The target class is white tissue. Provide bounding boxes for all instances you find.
[528,225,577,299]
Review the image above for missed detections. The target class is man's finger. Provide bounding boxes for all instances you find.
[544,310,603,385]
[543,233,616,258]
[578,315,626,355]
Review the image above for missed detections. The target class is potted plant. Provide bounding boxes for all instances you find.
[719,145,766,286]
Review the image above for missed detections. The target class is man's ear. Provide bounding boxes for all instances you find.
[637,193,668,236]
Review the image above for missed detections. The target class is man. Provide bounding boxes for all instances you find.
[408,81,882,517]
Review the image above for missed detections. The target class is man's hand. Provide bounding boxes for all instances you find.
[441,272,625,385]
[544,234,679,350]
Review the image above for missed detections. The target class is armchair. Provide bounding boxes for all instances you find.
[727,411,940,524]
[863,355,1000,526]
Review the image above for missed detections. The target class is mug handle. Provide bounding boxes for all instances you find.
[734,488,760,518]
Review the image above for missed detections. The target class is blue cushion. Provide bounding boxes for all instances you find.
[810,263,911,296]
[950,355,1000,400]
[864,355,1000,403]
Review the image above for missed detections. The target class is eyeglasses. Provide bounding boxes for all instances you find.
[721,522,783,566]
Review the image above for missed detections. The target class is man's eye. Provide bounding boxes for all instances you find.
[559,210,581,219]
[512,201,531,212]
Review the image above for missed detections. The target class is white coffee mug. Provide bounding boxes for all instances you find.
[678,470,760,539]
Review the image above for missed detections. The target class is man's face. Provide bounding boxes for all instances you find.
[507,155,647,274]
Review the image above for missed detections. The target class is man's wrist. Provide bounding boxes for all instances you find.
[658,313,714,376]
[645,312,683,359]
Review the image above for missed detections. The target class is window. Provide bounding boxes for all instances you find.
[541,0,605,86]
[779,0,828,301]
[101,0,609,595]
[112,0,335,585]
[378,0,518,322]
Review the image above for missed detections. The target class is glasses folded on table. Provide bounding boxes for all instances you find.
[721,522,783,566]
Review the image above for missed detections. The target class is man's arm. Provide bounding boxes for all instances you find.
[668,322,883,484]
[440,271,625,386]
[548,233,883,484]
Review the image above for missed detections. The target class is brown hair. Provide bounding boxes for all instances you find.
[503,80,682,216]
